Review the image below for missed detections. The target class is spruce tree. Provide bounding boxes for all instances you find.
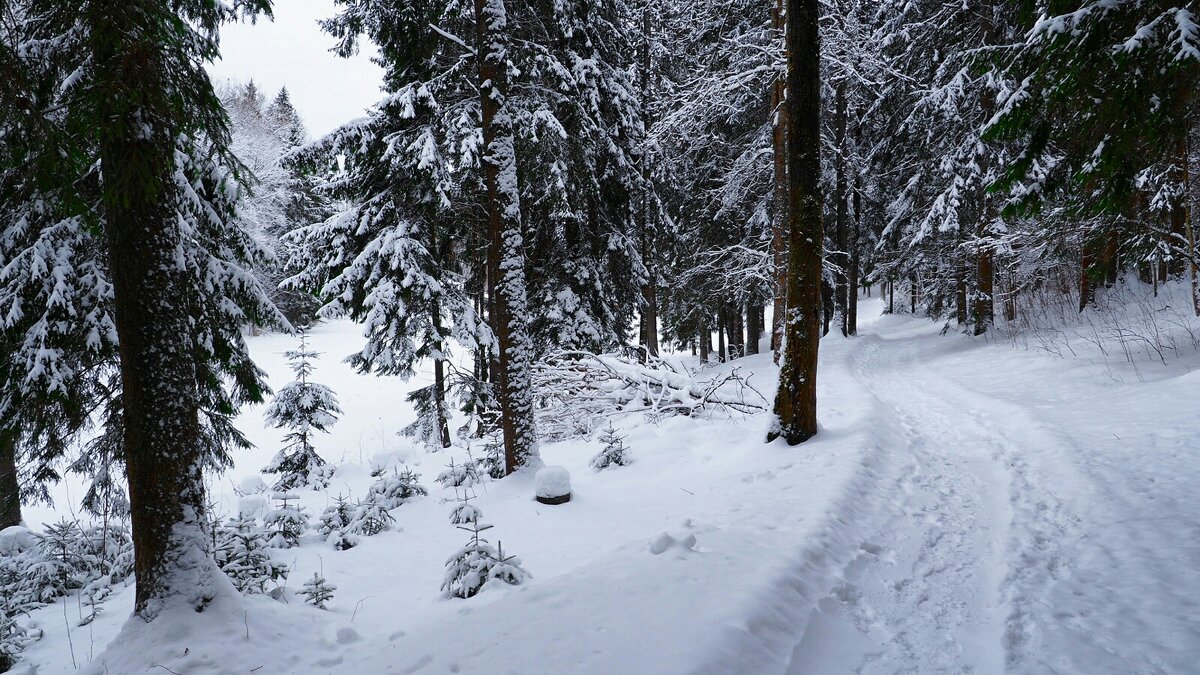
[263,332,341,490]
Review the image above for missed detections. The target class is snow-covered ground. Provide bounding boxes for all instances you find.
[11,292,1200,674]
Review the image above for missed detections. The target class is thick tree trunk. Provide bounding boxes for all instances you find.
[1182,131,1200,315]
[92,0,218,620]
[0,428,21,528]
[639,5,660,358]
[699,325,710,363]
[477,0,539,473]
[768,0,822,445]
[746,302,762,355]
[769,0,788,363]
[974,247,995,334]
[833,82,849,337]
[1079,239,1096,312]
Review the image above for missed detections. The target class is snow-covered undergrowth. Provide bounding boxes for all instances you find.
[8,295,1200,674]
[10,313,894,675]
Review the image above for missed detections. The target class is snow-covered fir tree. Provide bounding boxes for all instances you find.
[263,331,342,490]
[590,424,632,470]
[300,572,336,609]
[441,491,529,599]
[263,493,310,549]
[215,514,289,594]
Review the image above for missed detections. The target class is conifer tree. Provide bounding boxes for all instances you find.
[263,331,341,490]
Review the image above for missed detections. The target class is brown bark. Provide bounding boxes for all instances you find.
[768,0,823,445]
[92,0,219,619]
[476,0,538,473]
[974,247,994,335]
[0,428,20,528]
[769,0,788,363]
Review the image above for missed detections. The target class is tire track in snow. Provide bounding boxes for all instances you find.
[787,335,1010,674]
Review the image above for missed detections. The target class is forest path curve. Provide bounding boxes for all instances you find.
[785,311,1199,674]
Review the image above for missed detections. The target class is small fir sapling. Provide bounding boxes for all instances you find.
[263,331,342,490]
[300,572,336,609]
[441,491,530,599]
[590,424,632,470]
[436,457,482,489]
[347,493,396,536]
[318,494,359,550]
[475,432,506,479]
[215,514,289,594]
[367,467,428,509]
[263,493,309,548]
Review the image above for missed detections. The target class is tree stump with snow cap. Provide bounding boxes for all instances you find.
[535,466,571,505]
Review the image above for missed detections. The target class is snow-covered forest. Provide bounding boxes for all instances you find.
[1,0,1198,673]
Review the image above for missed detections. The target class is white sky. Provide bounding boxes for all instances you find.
[209,0,384,139]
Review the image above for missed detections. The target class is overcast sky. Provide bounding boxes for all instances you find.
[209,0,384,139]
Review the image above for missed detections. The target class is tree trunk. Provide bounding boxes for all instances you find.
[955,263,968,325]
[768,0,823,445]
[717,305,727,362]
[92,0,219,619]
[729,305,744,358]
[1079,240,1096,312]
[638,4,660,357]
[833,82,849,337]
[849,140,861,336]
[1182,131,1200,315]
[910,272,918,314]
[769,0,788,363]
[699,325,710,363]
[974,246,995,335]
[746,302,762,354]
[430,304,452,449]
[0,429,20,528]
[477,0,539,473]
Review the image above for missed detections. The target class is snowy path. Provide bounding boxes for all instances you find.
[787,314,1200,674]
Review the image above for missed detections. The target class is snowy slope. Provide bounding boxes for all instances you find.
[12,295,1200,674]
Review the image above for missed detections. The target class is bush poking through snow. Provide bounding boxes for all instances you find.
[215,514,289,594]
[300,572,336,609]
[442,492,530,599]
[264,493,309,548]
[263,331,342,490]
[591,424,632,470]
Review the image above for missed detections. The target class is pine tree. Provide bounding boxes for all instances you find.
[263,331,341,490]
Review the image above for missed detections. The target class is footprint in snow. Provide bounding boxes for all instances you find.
[649,532,700,555]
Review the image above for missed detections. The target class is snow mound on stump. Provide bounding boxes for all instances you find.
[535,466,571,504]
